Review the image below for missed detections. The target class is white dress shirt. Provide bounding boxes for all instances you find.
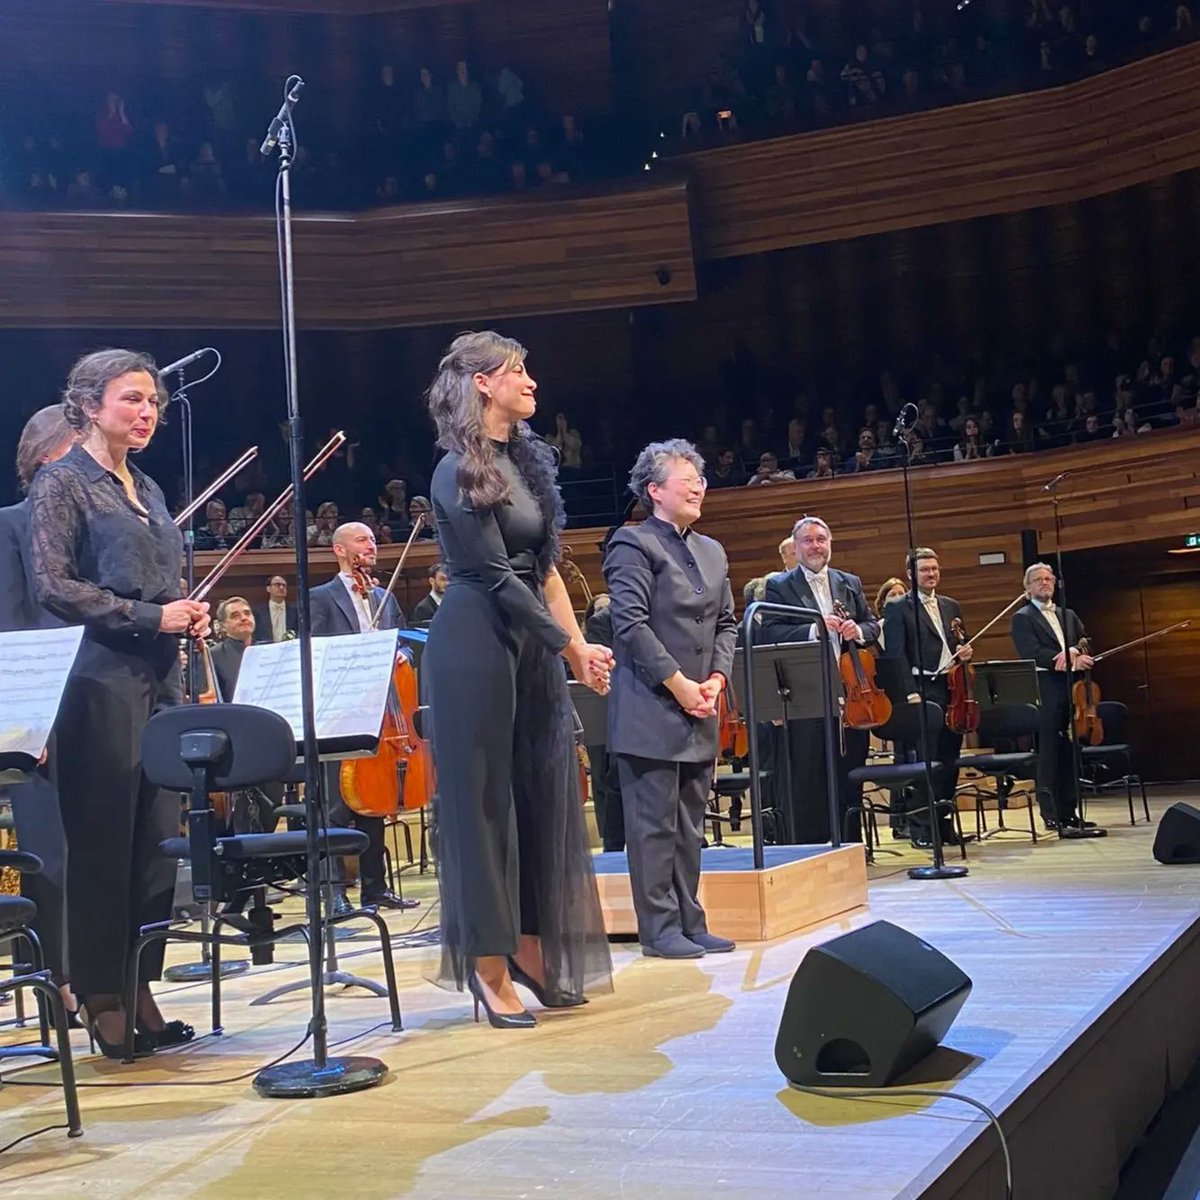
[922,591,955,674]
[1032,596,1066,652]
[338,572,375,633]
[268,597,287,642]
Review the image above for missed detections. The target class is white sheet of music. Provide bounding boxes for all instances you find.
[233,631,397,743]
[0,625,85,757]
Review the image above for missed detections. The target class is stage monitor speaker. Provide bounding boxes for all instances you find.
[1153,802,1200,864]
[775,920,972,1088]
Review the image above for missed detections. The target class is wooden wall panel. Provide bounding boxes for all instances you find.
[677,42,1200,261]
[0,179,695,329]
[203,429,1200,675]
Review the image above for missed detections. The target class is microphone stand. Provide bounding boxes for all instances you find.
[165,366,251,984]
[253,77,387,1100]
[1045,477,1106,841]
[898,428,967,880]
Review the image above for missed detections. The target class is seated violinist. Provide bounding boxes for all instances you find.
[310,521,417,913]
[881,548,971,848]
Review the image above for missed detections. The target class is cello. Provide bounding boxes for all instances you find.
[338,514,436,817]
[945,616,980,735]
[832,600,892,730]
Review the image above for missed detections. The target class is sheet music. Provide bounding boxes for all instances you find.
[233,631,398,743]
[0,625,85,757]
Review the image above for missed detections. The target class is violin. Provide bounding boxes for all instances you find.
[945,616,980,735]
[1071,637,1104,746]
[718,685,749,759]
[832,600,893,731]
[338,515,436,817]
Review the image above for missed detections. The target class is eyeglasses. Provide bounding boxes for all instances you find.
[666,474,708,491]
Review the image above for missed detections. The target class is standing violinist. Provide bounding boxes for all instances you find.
[309,520,416,913]
[760,516,878,844]
[1010,562,1095,832]
[881,548,971,848]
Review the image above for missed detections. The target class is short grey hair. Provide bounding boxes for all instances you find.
[1023,561,1056,590]
[628,438,704,507]
[792,515,832,540]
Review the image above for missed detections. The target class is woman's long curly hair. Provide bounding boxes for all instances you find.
[426,330,564,576]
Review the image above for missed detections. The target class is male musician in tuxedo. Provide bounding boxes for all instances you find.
[209,596,256,701]
[410,561,448,625]
[1011,562,1096,832]
[310,521,416,912]
[881,547,972,847]
[760,515,879,844]
[252,575,297,643]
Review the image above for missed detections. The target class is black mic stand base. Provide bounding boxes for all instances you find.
[253,1055,387,1099]
[1059,826,1108,840]
[907,862,969,880]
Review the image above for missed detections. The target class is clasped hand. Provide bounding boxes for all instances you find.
[565,640,614,696]
[671,673,724,719]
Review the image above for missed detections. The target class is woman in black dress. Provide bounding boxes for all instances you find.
[28,349,210,1058]
[0,406,76,1004]
[423,330,613,1027]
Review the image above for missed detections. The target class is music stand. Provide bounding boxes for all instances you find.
[970,659,1041,838]
[741,604,841,870]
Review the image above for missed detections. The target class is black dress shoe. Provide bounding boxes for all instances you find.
[1059,816,1097,830]
[362,889,419,911]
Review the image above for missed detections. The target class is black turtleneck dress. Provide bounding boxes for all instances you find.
[422,437,611,1001]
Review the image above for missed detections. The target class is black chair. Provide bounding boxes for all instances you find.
[845,702,965,862]
[0,843,82,1140]
[958,703,1040,842]
[1079,700,1150,825]
[125,703,403,1062]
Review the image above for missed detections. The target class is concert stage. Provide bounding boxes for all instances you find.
[3,789,1199,1200]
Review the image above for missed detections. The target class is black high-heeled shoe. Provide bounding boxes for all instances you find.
[506,958,587,1009]
[467,973,536,1029]
[79,1005,156,1061]
[136,1019,196,1049]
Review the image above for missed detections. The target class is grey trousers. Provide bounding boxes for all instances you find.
[616,754,713,947]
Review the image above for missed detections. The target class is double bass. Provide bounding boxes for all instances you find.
[338,515,436,817]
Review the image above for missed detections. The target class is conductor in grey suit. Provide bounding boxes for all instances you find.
[604,439,738,959]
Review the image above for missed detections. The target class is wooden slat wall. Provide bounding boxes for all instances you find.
[203,429,1200,668]
[0,179,695,329]
[677,42,1200,260]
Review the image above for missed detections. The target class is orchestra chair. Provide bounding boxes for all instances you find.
[127,704,403,1062]
[845,702,965,863]
[0,755,82,1138]
[1079,700,1151,826]
[956,703,1040,842]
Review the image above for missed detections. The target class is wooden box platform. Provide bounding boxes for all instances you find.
[593,843,868,942]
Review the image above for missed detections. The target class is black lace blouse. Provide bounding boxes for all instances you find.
[27,445,183,636]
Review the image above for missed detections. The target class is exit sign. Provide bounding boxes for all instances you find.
[1187,534,1200,548]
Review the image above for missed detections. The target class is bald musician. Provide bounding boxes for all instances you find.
[310,521,416,912]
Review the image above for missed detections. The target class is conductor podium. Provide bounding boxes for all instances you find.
[584,604,868,942]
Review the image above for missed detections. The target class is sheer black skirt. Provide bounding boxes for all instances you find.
[422,583,612,1001]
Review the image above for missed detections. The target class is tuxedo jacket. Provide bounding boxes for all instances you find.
[1011,602,1087,674]
[604,516,737,762]
[0,500,63,633]
[251,601,298,643]
[882,591,965,681]
[760,566,880,649]
[410,593,439,625]
[309,577,404,638]
[209,637,247,701]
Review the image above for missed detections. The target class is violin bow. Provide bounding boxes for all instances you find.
[175,446,259,527]
[368,511,429,632]
[190,430,347,603]
[1090,620,1191,663]
[932,592,1027,678]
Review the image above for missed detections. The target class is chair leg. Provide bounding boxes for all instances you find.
[1126,775,1135,827]
[29,975,83,1137]
[360,910,403,1032]
[1139,776,1150,823]
[1027,788,1038,843]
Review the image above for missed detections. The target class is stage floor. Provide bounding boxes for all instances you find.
[3,788,1200,1199]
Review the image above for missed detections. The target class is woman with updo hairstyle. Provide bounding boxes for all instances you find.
[28,348,210,1059]
[422,330,613,1027]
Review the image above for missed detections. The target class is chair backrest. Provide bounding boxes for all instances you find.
[141,704,297,791]
[1095,700,1129,743]
[978,702,1039,745]
[877,700,943,747]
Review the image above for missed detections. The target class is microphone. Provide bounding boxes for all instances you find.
[892,403,918,439]
[159,348,215,378]
[260,76,305,156]
[1043,470,1071,493]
